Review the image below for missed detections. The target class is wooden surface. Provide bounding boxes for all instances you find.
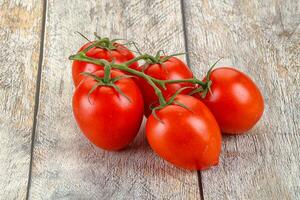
[183,0,300,199]
[0,0,299,199]
[0,0,43,199]
[28,0,199,199]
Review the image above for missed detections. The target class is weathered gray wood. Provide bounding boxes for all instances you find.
[183,0,300,199]
[28,0,199,199]
[0,0,43,199]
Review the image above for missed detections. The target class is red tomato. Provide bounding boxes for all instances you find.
[72,70,144,150]
[199,67,264,134]
[72,41,138,87]
[146,95,221,170]
[137,57,194,116]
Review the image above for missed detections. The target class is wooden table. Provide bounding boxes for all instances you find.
[1,0,299,199]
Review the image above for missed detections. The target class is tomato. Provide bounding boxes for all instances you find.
[198,67,264,134]
[146,95,221,170]
[137,57,194,116]
[72,69,144,150]
[72,41,138,87]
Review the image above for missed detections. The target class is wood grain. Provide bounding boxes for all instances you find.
[28,0,199,199]
[0,0,43,199]
[183,0,300,199]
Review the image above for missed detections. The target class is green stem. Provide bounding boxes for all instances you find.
[147,54,159,64]
[69,52,110,66]
[69,53,167,105]
[69,52,208,106]
[112,64,166,105]
[162,79,206,87]
[103,64,111,83]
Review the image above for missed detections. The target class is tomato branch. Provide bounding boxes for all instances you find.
[69,53,168,105]
[112,63,167,105]
[69,51,208,106]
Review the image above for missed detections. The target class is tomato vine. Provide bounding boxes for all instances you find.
[69,37,214,110]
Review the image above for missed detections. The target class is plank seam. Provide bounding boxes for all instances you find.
[179,0,205,199]
[197,171,205,200]
[25,0,47,199]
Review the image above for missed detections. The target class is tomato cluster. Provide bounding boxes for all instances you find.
[70,36,264,170]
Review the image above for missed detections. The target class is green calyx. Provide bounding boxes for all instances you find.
[77,32,118,52]
[81,71,133,102]
[189,58,222,98]
[94,32,118,50]
[150,86,194,123]
[143,50,186,65]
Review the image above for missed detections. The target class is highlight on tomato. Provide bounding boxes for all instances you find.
[146,94,222,170]
[197,67,264,134]
[72,36,138,87]
[72,69,144,150]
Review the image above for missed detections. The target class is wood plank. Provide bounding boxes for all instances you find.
[28,0,200,199]
[0,0,43,199]
[183,0,300,199]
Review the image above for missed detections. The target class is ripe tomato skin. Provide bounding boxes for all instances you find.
[137,57,194,116]
[72,70,144,150]
[72,42,138,87]
[146,95,221,170]
[199,67,264,134]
